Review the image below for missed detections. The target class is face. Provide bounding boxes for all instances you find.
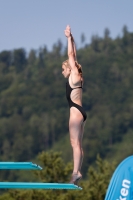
[62,64,71,78]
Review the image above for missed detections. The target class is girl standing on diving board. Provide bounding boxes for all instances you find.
[62,25,87,185]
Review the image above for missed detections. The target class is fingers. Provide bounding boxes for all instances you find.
[66,24,70,29]
[65,26,71,32]
[66,25,71,32]
[64,25,71,37]
[64,30,71,38]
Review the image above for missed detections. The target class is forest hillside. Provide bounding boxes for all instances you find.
[0,26,133,182]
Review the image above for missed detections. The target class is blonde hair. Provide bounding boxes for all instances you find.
[62,60,70,69]
[62,60,83,78]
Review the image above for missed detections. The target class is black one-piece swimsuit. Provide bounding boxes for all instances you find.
[66,80,87,122]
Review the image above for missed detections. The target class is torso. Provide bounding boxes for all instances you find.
[66,77,83,107]
[66,75,87,122]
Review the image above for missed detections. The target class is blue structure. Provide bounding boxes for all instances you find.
[0,162,82,190]
[0,182,82,190]
[0,162,42,170]
[105,156,133,200]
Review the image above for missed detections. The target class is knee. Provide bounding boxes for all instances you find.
[70,138,80,149]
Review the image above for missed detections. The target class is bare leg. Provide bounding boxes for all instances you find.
[69,107,84,174]
[78,121,86,176]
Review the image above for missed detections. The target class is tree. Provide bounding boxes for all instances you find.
[0,153,116,200]
[28,49,36,65]
[122,25,128,37]
[80,33,86,47]
[91,35,100,52]
[104,28,110,39]
[0,51,12,73]
[122,25,129,46]
[13,48,26,72]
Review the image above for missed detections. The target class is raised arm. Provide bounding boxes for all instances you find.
[71,34,77,61]
[64,25,77,71]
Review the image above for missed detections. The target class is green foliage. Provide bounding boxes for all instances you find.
[0,152,116,200]
[13,49,26,73]
[34,151,73,183]
[0,27,133,182]
[86,155,116,200]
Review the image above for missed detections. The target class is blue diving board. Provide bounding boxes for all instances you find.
[0,182,82,190]
[0,162,42,170]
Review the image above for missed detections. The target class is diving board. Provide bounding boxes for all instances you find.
[0,182,82,190]
[0,162,42,170]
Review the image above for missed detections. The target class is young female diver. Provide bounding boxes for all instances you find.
[62,25,87,185]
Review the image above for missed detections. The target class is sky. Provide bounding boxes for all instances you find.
[0,0,133,53]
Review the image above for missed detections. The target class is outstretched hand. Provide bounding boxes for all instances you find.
[64,25,71,38]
